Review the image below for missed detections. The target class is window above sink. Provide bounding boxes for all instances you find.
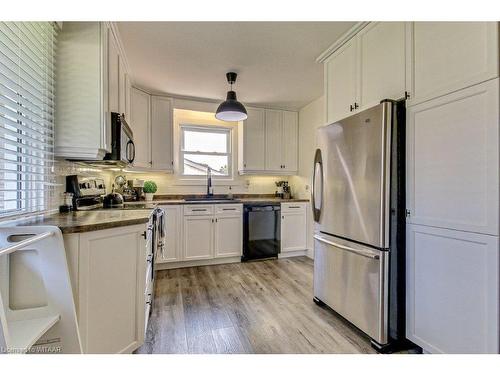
[180,125,232,178]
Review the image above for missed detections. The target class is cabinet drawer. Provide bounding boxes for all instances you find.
[281,202,306,213]
[184,204,214,216]
[215,204,243,215]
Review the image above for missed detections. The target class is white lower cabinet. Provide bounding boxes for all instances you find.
[406,224,499,353]
[183,204,243,261]
[215,212,243,258]
[183,215,214,260]
[281,203,307,253]
[64,224,148,354]
[156,205,182,263]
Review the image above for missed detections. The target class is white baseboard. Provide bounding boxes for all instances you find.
[278,249,307,258]
[306,247,314,259]
[155,256,241,270]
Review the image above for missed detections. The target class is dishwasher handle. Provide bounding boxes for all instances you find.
[245,205,281,212]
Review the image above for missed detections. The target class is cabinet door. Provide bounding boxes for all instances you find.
[118,57,126,118]
[358,22,407,109]
[107,29,120,114]
[406,79,499,235]
[265,109,283,171]
[183,216,214,260]
[78,224,146,354]
[241,108,265,171]
[130,87,151,169]
[150,96,173,171]
[410,22,498,105]
[281,211,307,252]
[406,224,499,353]
[214,215,242,258]
[282,111,298,172]
[325,38,357,123]
[124,74,131,121]
[156,206,181,263]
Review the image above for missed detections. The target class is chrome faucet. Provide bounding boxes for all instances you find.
[206,166,213,197]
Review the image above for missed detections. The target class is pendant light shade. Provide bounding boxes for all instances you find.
[215,72,248,121]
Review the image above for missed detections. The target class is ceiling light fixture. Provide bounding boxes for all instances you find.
[215,72,248,122]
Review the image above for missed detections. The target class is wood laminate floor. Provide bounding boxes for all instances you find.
[136,256,377,354]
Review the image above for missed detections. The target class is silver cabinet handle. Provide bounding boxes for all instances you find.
[192,209,207,212]
[311,148,323,222]
[313,235,380,260]
[222,208,236,211]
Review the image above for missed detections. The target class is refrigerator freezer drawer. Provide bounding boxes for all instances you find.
[313,233,389,345]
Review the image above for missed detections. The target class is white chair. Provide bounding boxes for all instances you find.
[0,226,82,354]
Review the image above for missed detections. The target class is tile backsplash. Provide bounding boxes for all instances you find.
[109,171,290,196]
[53,161,295,208]
[52,160,115,209]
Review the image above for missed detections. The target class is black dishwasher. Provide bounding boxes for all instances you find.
[242,203,281,261]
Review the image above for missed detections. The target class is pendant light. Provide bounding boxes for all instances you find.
[215,72,248,121]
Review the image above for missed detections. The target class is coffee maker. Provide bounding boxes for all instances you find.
[127,179,145,201]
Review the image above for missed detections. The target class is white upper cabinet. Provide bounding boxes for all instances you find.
[357,22,407,109]
[239,107,265,171]
[325,38,358,123]
[409,22,499,105]
[151,96,174,171]
[240,108,298,175]
[124,74,131,121]
[130,87,151,169]
[406,79,499,235]
[265,109,283,171]
[282,110,298,172]
[129,90,174,172]
[55,22,131,160]
[324,22,407,123]
[118,57,127,119]
[107,30,120,115]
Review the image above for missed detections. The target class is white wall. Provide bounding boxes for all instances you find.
[116,96,289,196]
[290,95,325,258]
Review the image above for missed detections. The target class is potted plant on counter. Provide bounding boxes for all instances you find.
[143,180,157,201]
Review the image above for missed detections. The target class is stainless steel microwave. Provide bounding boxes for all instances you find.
[104,112,135,165]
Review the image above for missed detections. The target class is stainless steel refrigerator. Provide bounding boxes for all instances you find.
[312,100,406,351]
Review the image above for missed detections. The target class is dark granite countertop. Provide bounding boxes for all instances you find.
[127,195,310,206]
[2,209,152,234]
[1,196,309,235]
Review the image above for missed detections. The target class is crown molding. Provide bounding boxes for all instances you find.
[108,22,134,85]
[316,22,370,63]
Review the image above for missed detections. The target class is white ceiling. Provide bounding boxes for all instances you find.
[117,22,356,110]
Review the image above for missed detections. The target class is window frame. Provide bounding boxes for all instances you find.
[0,22,57,218]
[179,124,233,179]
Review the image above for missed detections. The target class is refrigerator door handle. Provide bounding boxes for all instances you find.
[313,234,380,260]
[312,148,323,222]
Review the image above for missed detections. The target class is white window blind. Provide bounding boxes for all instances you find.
[0,22,58,217]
